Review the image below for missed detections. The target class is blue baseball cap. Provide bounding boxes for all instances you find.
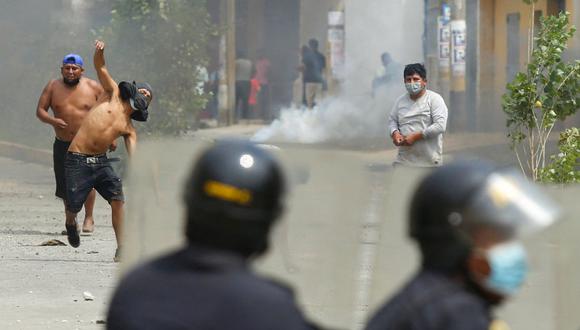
[62,54,84,67]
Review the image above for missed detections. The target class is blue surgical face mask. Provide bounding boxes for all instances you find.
[405,82,424,95]
[483,241,528,296]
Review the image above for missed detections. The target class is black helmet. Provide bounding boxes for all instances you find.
[183,140,286,257]
[409,160,558,272]
[409,161,495,241]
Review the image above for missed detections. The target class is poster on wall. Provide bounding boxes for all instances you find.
[328,28,345,79]
[451,19,466,75]
[437,16,450,69]
[328,11,345,80]
[328,11,345,26]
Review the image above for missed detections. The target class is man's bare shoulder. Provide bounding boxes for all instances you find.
[83,77,100,87]
[44,78,61,91]
[46,79,75,97]
[83,77,104,95]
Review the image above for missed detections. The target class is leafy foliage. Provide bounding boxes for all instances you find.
[502,12,580,180]
[100,0,215,135]
[540,128,580,183]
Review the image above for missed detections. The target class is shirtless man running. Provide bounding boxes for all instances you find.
[64,40,152,261]
[36,53,104,234]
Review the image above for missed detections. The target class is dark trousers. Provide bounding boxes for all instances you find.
[235,80,251,119]
[258,83,271,120]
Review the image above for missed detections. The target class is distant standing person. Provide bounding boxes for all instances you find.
[372,52,400,97]
[387,63,448,167]
[292,45,309,108]
[249,74,261,118]
[255,51,271,120]
[235,50,253,119]
[206,67,220,119]
[64,40,153,261]
[303,39,326,109]
[36,53,104,234]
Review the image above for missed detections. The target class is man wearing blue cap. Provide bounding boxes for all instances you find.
[64,40,153,261]
[36,53,105,234]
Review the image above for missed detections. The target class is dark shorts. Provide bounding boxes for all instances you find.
[64,152,124,213]
[53,138,71,199]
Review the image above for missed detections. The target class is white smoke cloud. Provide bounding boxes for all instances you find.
[252,0,423,146]
[252,86,401,145]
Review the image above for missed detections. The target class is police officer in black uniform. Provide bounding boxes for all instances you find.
[107,140,320,330]
[365,161,559,330]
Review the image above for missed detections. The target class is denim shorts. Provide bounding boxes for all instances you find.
[64,152,124,213]
[53,138,71,199]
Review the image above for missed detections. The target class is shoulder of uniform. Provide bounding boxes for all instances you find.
[263,278,296,296]
[233,274,298,303]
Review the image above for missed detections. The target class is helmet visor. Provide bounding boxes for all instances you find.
[464,169,560,237]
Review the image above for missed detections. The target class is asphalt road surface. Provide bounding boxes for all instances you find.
[0,156,118,329]
[1,132,578,330]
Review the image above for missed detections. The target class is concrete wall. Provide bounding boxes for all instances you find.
[299,0,342,50]
[478,0,579,130]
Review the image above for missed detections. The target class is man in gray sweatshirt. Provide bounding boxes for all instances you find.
[387,63,448,167]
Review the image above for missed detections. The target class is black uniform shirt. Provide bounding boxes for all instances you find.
[107,246,316,330]
[365,270,492,330]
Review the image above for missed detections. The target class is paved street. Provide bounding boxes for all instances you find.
[1,129,578,330]
[0,156,118,329]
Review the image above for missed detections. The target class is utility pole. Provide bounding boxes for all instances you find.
[449,0,466,132]
[226,0,236,125]
[426,0,450,103]
[218,0,236,126]
[465,0,479,131]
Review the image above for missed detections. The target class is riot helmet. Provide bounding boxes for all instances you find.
[183,140,286,257]
[409,160,558,273]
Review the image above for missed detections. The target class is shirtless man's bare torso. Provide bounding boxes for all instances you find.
[38,76,102,141]
[36,54,103,233]
[64,41,152,261]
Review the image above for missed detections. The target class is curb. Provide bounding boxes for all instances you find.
[0,132,515,168]
[0,124,264,168]
[0,141,51,167]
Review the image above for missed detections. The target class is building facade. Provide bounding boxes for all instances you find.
[426,0,578,132]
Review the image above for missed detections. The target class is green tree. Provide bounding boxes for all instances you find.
[539,128,580,184]
[101,0,215,135]
[502,12,580,181]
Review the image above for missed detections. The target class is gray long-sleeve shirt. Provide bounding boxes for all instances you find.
[387,90,448,166]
